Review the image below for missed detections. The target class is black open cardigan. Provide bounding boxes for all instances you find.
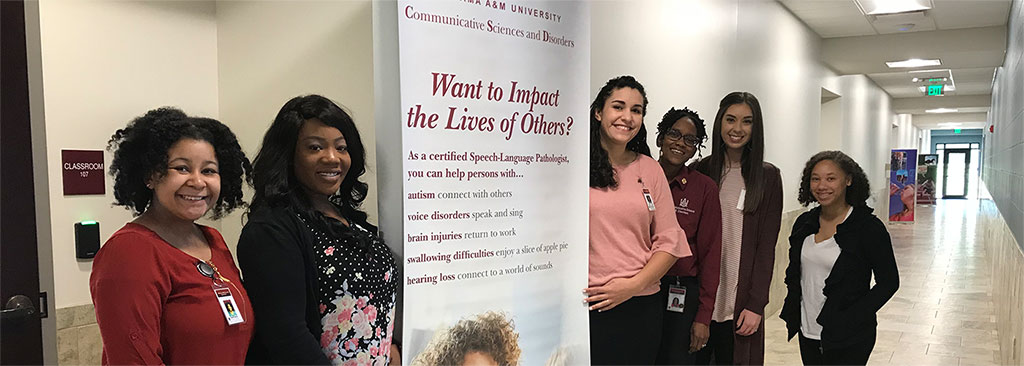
[780,205,900,350]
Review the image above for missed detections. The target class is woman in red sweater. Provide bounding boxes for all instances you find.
[91,108,253,365]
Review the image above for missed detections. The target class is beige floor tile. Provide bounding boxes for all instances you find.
[931,327,997,338]
[867,350,893,364]
[959,320,998,331]
[889,353,961,366]
[927,344,998,362]
[890,342,930,358]
[878,321,933,335]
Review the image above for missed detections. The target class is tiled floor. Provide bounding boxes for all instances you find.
[765,199,1002,366]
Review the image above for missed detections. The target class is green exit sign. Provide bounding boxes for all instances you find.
[954,129,962,134]
[927,84,944,96]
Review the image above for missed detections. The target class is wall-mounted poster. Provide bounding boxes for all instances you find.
[889,149,918,222]
[917,154,938,205]
[397,1,590,365]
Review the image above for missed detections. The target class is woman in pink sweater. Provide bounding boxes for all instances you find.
[585,75,691,365]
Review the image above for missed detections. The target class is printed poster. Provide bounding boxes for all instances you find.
[397,1,590,365]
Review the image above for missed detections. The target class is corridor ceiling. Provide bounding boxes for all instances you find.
[780,0,1013,129]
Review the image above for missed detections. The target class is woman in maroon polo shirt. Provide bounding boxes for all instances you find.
[654,107,723,364]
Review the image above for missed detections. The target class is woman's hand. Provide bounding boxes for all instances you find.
[735,309,762,336]
[389,345,400,365]
[584,277,643,312]
[689,322,710,353]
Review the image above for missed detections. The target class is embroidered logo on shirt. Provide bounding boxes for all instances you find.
[676,198,696,215]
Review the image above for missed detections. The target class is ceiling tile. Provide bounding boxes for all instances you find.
[930,0,1012,30]
[779,0,877,37]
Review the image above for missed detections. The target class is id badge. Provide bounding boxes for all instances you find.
[666,285,686,313]
[214,284,244,325]
[736,188,746,211]
[642,188,656,211]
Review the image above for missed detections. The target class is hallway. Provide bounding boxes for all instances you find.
[765,199,1002,365]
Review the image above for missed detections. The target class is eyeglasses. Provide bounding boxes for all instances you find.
[663,129,702,147]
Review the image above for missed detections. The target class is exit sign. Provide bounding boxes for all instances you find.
[954,129,962,134]
[927,84,944,96]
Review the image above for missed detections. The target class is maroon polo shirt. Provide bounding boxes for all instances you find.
[665,165,723,325]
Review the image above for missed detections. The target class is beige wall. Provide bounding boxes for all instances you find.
[215,0,377,254]
[37,0,220,310]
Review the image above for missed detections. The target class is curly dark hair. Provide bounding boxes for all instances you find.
[590,75,650,188]
[798,150,871,207]
[106,107,252,219]
[249,94,370,225]
[414,311,522,366]
[655,107,707,160]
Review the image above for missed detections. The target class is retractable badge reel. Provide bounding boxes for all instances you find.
[197,260,244,325]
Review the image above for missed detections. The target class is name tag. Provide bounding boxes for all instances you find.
[666,285,686,313]
[643,188,655,211]
[736,188,746,211]
[214,285,244,325]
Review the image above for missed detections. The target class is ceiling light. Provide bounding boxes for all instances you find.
[926,108,959,113]
[908,68,951,74]
[938,122,962,127]
[855,0,932,15]
[887,59,941,68]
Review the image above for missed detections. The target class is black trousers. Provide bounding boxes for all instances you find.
[655,276,701,365]
[590,293,663,365]
[798,332,875,365]
[693,320,734,365]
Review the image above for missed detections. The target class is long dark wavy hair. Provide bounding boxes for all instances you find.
[798,150,871,207]
[249,94,369,226]
[107,107,251,219]
[590,75,650,189]
[693,91,767,214]
[655,107,707,161]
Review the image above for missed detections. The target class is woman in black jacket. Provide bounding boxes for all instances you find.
[238,95,399,365]
[780,151,899,365]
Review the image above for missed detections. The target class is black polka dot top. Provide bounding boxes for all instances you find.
[298,214,398,365]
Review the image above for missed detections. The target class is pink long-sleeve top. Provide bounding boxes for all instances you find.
[589,154,691,296]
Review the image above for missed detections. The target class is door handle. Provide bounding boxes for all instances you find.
[1,295,37,321]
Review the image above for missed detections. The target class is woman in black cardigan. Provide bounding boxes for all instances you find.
[780,151,899,365]
[238,95,400,365]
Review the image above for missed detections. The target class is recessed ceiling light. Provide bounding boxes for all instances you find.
[855,0,932,15]
[926,108,959,113]
[887,59,941,68]
[908,68,951,74]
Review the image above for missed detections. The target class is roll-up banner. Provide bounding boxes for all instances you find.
[397,1,590,365]
[889,149,917,222]
[917,154,938,205]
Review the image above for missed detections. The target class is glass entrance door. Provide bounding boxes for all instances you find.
[943,149,970,198]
